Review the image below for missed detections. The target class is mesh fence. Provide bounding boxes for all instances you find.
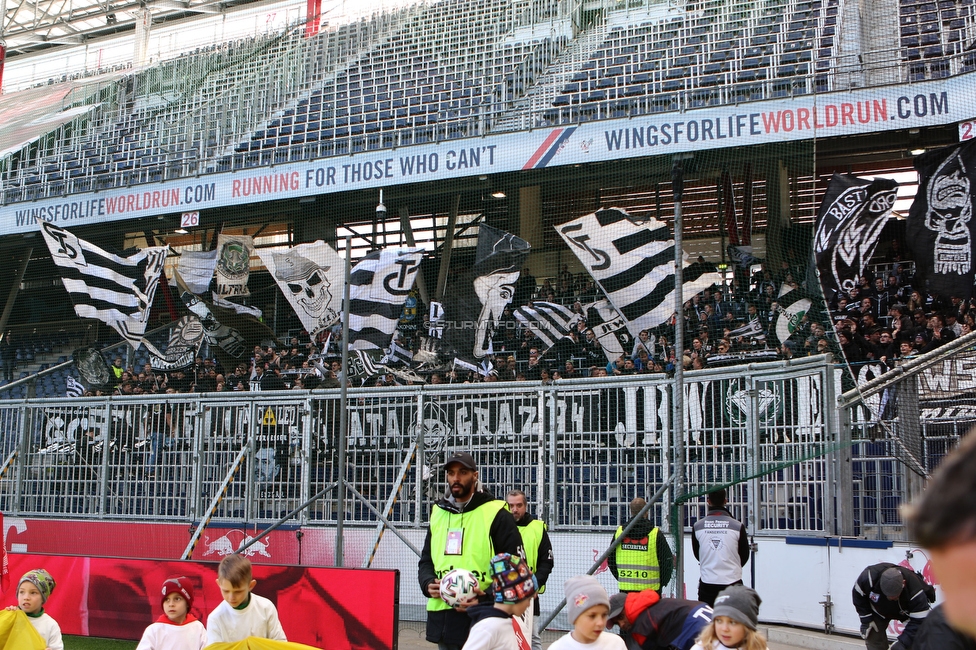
[0,358,835,537]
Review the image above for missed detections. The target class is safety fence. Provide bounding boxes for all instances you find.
[0,355,853,540]
[840,333,976,540]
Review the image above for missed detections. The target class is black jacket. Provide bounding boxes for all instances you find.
[418,490,524,647]
[607,517,674,591]
[622,590,708,650]
[914,605,976,650]
[853,563,931,649]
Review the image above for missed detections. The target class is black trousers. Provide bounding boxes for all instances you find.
[698,579,743,606]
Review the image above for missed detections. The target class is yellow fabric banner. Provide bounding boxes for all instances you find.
[0,610,46,650]
[205,638,322,650]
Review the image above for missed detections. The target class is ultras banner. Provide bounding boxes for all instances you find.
[907,139,976,301]
[813,173,899,302]
[2,553,398,650]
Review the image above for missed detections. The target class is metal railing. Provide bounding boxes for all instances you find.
[0,356,845,539]
[839,329,976,539]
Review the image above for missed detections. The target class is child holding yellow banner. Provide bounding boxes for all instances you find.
[3,568,61,650]
[0,609,46,650]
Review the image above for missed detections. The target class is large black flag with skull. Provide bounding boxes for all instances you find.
[256,241,345,338]
[907,140,976,301]
[438,224,530,365]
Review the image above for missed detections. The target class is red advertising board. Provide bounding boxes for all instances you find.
[3,518,367,567]
[2,553,398,649]
[5,518,190,558]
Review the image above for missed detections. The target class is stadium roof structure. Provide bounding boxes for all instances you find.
[0,0,269,56]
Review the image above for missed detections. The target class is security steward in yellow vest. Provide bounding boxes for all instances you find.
[507,489,554,650]
[608,497,674,594]
[418,452,525,650]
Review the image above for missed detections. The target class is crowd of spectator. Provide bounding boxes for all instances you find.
[827,259,973,368]
[400,251,820,385]
[83,336,339,396]
[363,251,826,385]
[65,236,971,392]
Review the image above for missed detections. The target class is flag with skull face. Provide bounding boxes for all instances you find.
[256,241,345,338]
[907,140,976,301]
[439,224,530,365]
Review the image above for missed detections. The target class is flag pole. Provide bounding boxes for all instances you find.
[671,160,686,595]
[336,235,352,567]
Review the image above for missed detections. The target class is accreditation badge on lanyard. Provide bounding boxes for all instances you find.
[445,528,464,555]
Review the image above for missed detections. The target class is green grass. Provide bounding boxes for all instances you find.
[64,635,137,649]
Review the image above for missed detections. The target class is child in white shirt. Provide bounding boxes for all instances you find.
[548,575,626,650]
[8,568,63,650]
[206,554,286,643]
[462,553,538,650]
[136,576,207,650]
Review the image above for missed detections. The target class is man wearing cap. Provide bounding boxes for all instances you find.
[608,497,673,595]
[852,562,932,650]
[606,590,713,650]
[419,452,525,650]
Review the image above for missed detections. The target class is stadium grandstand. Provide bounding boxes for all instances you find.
[0,0,974,643]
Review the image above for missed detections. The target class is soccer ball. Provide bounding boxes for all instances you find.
[439,568,479,607]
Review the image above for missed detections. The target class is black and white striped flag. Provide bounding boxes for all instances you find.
[38,221,168,349]
[513,302,580,350]
[348,247,424,350]
[584,298,632,362]
[65,376,85,397]
[383,340,414,366]
[352,349,384,378]
[728,318,766,341]
[556,208,723,337]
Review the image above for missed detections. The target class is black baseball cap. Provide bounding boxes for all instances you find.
[443,451,477,471]
[608,593,627,621]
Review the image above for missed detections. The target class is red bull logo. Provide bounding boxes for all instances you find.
[202,529,272,558]
[591,549,609,574]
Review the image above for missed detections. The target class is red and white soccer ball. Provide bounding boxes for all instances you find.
[439,568,479,607]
